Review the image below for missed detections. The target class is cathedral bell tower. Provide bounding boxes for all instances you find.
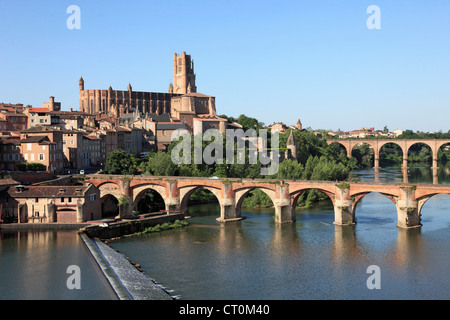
[171,52,197,94]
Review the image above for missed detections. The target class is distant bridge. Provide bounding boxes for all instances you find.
[326,138,450,169]
[86,175,450,229]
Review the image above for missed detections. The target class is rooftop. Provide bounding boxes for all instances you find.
[1,185,93,198]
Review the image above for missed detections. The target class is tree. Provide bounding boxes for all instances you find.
[275,159,304,180]
[397,130,419,139]
[105,149,137,175]
[141,151,178,176]
[237,114,264,130]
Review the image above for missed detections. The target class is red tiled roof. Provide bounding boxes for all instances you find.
[29,108,51,113]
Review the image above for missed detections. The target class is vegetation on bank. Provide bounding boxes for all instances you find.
[142,219,188,233]
[102,115,450,209]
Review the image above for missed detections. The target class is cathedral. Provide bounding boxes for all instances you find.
[78,52,217,130]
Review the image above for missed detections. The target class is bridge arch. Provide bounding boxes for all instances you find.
[132,184,167,214]
[101,194,119,218]
[179,185,222,215]
[351,192,398,224]
[97,181,122,201]
[327,141,349,158]
[417,192,450,218]
[350,142,376,168]
[132,184,167,205]
[437,142,450,162]
[406,142,433,164]
[290,188,335,208]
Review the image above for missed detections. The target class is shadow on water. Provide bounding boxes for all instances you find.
[0,230,118,300]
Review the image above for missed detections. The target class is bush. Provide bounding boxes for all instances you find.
[143,220,188,233]
[17,162,46,171]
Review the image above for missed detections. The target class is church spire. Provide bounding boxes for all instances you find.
[296,118,302,130]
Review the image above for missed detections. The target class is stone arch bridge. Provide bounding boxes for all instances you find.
[327,139,450,170]
[86,175,450,229]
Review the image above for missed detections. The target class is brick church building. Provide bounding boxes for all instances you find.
[78,52,218,131]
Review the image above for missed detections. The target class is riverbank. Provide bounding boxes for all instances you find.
[0,223,90,230]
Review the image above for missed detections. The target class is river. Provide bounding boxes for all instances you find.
[1,164,450,299]
[108,164,450,300]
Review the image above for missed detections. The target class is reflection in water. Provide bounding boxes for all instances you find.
[0,230,117,300]
[354,162,450,185]
[391,228,424,274]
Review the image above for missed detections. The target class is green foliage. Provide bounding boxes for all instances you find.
[105,149,137,175]
[17,162,46,171]
[218,114,235,123]
[143,219,188,233]
[302,156,349,181]
[188,188,217,202]
[118,195,129,207]
[242,189,273,208]
[136,190,165,214]
[237,114,264,130]
[351,144,374,168]
[140,151,177,176]
[275,159,304,180]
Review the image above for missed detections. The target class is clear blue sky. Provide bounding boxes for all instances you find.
[1,0,449,132]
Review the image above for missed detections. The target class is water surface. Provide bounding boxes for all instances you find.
[109,165,450,299]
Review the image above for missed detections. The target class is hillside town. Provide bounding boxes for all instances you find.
[0,52,425,226]
[0,52,305,225]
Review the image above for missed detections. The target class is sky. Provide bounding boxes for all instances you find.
[0,0,449,132]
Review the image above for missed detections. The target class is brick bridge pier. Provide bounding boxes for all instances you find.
[86,175,450,229]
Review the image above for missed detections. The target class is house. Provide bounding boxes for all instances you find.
[0,112,28,131]
[20,126,64,173]
[0,183,101,223]
[156,121,188,151]
[0,137,22,171]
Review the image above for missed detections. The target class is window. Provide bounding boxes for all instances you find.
[89,194,96,201]
[61,197,64,202]
[68,197,72,203]
[39,154,44,161]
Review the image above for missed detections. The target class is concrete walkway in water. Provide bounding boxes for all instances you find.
[80,233,173,300]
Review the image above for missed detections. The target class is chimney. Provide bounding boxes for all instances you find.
[49,96,55,111]
[70,108,73,112]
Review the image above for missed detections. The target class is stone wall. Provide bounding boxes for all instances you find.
[80,213,185,239]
